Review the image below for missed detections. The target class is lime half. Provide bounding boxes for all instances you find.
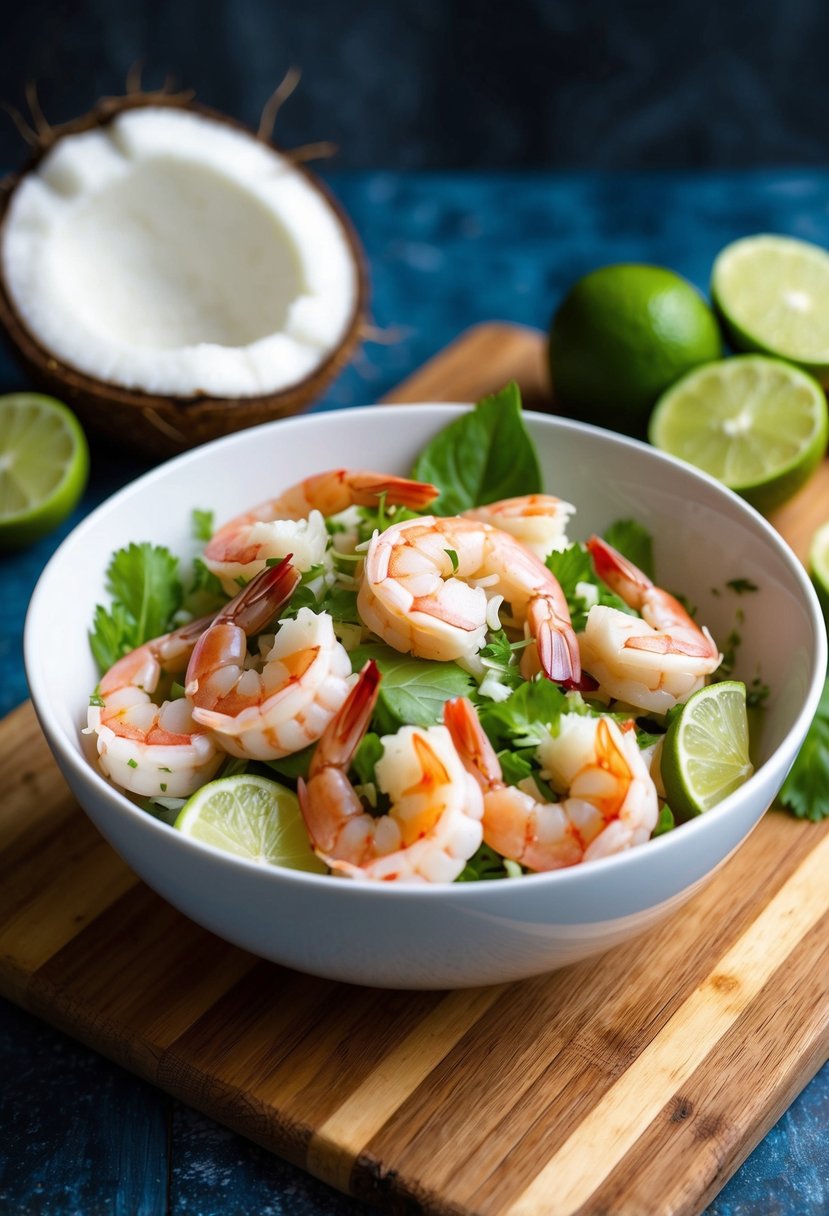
[809,520,829,621]
[175,774,326,872]
[712,234,829,383]
[648,355,828,514]
[0,392,89,549]
[661,681,754,822]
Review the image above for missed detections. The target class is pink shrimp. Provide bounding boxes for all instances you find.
[444,697,658,871]
[580,536,722,713]
[203,469,439,593]
[356,514,583,687]
[297,661,484,883]
[185,557,356,760]
[88,614,222,798]
[463,494,576,560]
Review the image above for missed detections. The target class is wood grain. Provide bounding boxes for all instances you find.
[1,323,828,1216]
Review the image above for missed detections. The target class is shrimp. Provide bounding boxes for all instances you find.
[463,494,576,560]
[185,557,356,760]
[357,515,583,686]
[580,535,722,714]
[444,698,658,871]
[87,614,222,798]
[203,469,439,594]
[297,661,484,882]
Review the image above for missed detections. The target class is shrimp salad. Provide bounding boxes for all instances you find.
[85,388,748,885]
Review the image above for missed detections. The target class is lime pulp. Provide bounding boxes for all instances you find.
[661,681,754,822]
[648,355,828,514]
[175,773,326,873]
[0,392,89,549]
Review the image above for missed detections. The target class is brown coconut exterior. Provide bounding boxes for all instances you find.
[0,93,369,456]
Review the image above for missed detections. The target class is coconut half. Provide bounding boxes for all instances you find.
[0,96,367,453]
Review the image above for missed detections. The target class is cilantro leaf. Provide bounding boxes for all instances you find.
[192,508,214,542]
[350,643,476,735]
[779,678,829,821]
[89,543,183,675]
[478,677,570,749]
[411,383,541,515]
[456,842,520,882]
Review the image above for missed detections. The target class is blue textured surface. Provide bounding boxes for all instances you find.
[1,170,828,1214]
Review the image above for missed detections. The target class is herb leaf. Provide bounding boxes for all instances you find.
[89,543,183,674]
[350,643,476,735]
[778,678,829,821]
[411,382,542,515]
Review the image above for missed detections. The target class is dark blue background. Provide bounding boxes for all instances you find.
[5,0,829,171]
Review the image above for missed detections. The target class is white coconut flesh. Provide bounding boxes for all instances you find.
[1,107,360,397]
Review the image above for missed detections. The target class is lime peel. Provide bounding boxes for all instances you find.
[661,681,754,822]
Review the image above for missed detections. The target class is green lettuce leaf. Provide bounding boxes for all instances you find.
[350,643,476,735]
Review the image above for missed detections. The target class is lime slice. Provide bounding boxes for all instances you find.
[712,234,829,382]
[175,774,326,872]
[648,355,828,514]
[809,519,829,620]
[661,681,754,822]
[0,392,89,549]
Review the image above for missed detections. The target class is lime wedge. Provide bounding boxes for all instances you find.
[809,520,829,621]
[661,681,754,822]
[175,774,326,872]
[0,393,89,549]
[712,234,829,381]
[648,355,828,514]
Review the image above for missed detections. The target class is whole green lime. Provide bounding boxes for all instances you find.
[549,264,722,435]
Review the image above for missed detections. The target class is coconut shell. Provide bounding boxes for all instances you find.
[0,92,369,457]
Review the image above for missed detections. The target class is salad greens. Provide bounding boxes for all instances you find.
[86,384,787,874]
[411,382,541,514]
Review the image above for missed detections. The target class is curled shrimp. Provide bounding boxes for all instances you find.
[357,515,582,686]
[444,699,658,871]
[463,494,576,560]
[580,536,722,714]
[87,614,222,798]
[185,556,356,760]
[203,469,439,594]
[297,661,484,883]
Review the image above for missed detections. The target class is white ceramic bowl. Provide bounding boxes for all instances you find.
[25,405,826,988]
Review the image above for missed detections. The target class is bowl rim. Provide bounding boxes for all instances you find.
[25,402,828,898]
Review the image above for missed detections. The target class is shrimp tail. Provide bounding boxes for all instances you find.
[319,471,439,512]
[586,535,649,600]
[216,555,301,633]
[528,598,584,689]
[443,696,502,789]
[309,659,381,772]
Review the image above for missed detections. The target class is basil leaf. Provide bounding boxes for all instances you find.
[411,382,542,514]
[350,643,476,735]
[603,518,654,580]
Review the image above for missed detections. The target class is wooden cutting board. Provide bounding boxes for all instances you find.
[3,323,828,1216]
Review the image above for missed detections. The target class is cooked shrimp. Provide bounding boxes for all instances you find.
[463,494,575,560]
[203,469,439,594]
[357,515,583,686]
[87,614,222,798]
[297,661,484,883]
[185,557,356,760]
[580,536,721,714]
[444,699,658,870]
